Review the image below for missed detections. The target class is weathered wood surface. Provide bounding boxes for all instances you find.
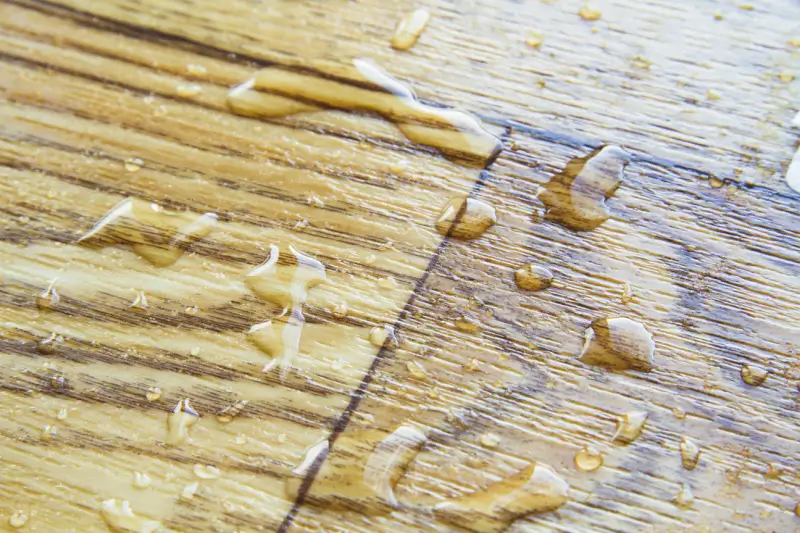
[1,0,799,532]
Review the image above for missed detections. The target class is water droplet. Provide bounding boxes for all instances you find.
[454,315,481,333]
[124,158,143,172]
[514,264,553,291]
[189,346,200,356]
[406,361,429,380]
[794,501,800,517]
[538,145,630,231]
[37,332,64,354]
[286,426,427,514]
[612,411,648,444]
[176,83,202,97]
[78,198,218,267]
[36,279,60,310]
[709,176,725,188]
[680,437,701,470]
[133,472,151,489]
[673,483,694,508]
[226,59,502,167]
[101,500,162,533]
[216,400,248,423]
[434,463,569,532]
[479,433,501,448]
[145,387,161,402]
[525,32,543,48]
[391,9,430,50]
[8,512,28,529]
[620,282,634,304]
[784,147,800,193]
[706,89,722,101]
[330,359,346,371]
[332,302,348,318]
[579,6,602,20]
[370,324,398,347]
[579,317,655,371]
[574,445,604,472]
[186,64,207,75]
[194,464,221,480]
[129,290,149,311]
[166,399,199,446]
[377,276,399,290]
[180,481,199,501]
[765,462,784,479]
[463,358,482,372]
[40,425,57,441]
[741,364,768,386]
[435,197,497,239]
[672,407,686,420]
[56,408,68,420]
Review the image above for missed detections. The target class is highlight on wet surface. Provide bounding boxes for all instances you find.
[77,197,218,267]
[435,197,497,239]
[579,317,655,371]
[226,59,502,167]
[538,145,630,231]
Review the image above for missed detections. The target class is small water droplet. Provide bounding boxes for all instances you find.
[579,318,655,371]
[514,264,553,291]
[613,411,648,444]
[391,9,430,50]
[145,387,161,402]
[435,197,497,239]
[181,481,199,501]
[370,325,398,347]
[216,400,248,423]
[709,176,725,188]
[226,59,502,167]
[194,464,221,480]
[672,407,686,420]
[166,399,199,446]
[186,64,207,75]
[463,358,482,372]
[332,302,348,318]
[538,145,630,231]
[78,197,218,267]
[479,433,501,448]
[406,360,429,380]
[56,408,68,420]
[37,332,63,355]
[741,364,768,386]
[124,158,143,172]
[377,276,399,290]
[434,463,569,532]
[101,500,162,533]
[133,472,151,489]
[620,282,634,304]
[525,32,544,48]
[574,445,604,472]
[673,483,694,508]
[129,290,149,311]
[706,89,722,101]
[680,437,701,470]
[36,279,60,310]
[8,511,28,529]
[40,425,57,441]
[579,6,602,20]
[176,83,202,97]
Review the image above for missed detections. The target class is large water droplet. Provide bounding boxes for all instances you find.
[435,197,497,239]
[434,463,569,533]
[741,364,768,386]
[538,145,630,231]
[514,264,553,291]
[78,198,217,267]
[226,59,502,167]
[579,317,655,371]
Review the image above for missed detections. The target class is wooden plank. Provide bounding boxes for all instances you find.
[0,0,799,532]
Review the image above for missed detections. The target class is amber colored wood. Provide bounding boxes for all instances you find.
[0,0,799,532]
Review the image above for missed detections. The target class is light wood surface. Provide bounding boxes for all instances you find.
[1,0,799,532]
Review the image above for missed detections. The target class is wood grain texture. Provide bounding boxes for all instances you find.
[1,0,799,532]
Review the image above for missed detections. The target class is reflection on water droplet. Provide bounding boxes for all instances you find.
[514,264,553,291]
[78,198,217,267]
[673,483,694,508]
[579,317,655,371]
[133,472,151,489]
[538,145,630,231]
[166,399,199,446]
[216,400,248,423]
[145,387,161,402]
[370,325,398,347]
[436,197,496,239]
[480,433,501,448]
[434,463,569,533]
[680,437,701,470]
[741,364,768,386]
[574,446,604,472]
[227,59,502,167]
[129,290,149,311]
[391,9,430,50]
[286,425,426,514]
[8,511,28,529]
[101,500,162,533]
[36,279,60,310]
[124,158,143,172]
[194,464,221,480]
[406,360,429,380]
[613,411,648,444]
[181,482,199,501]
[37,332,63,355]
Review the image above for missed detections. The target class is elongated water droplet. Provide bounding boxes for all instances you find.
[8,511,28,529]
[479,433,501,448]
[293,438,329,477]
[193,464,221,480]
[391,9,431,50]
[176,83,202,97]
[680,437,701,470]
[673,483,694,508]
[741,364,768,386]
[538,145,630,231]
[436,197,496,239]
[36,279,60,310]
[406,361,429,380]
[166,399,199,446]
[227,59,502,167]
[434,463,569,533]
[124,158,143,172]
[613,411,648,444]
[101,500,162,533]
[78,198,217,267]
[620,282,634,304]
[574,446,604,472]
[579,6,602,20]
[514,264,553,291]
[133,472,151,489]
[579,317,655,371]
